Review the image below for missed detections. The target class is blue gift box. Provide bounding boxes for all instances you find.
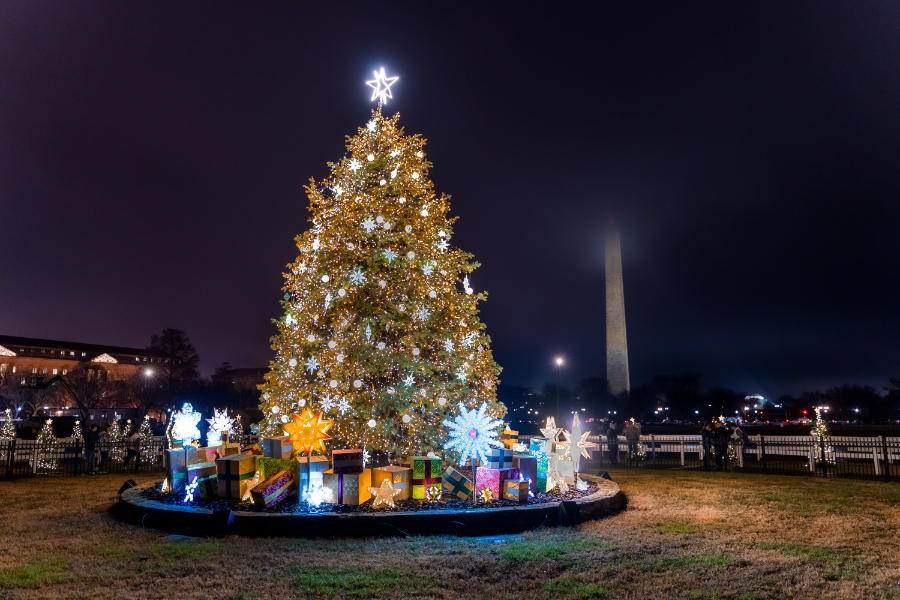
[487,447,514,469]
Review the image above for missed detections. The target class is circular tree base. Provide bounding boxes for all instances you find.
[113,475,626,538]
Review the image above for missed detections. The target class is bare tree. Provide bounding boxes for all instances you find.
[148,328,200,403]
[122,370,166,417]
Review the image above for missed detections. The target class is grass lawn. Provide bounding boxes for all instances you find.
[0,469,898,599]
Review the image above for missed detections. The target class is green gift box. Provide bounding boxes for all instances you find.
[411,456,442,500]
[442,466,474,500]
[186,462,218,499]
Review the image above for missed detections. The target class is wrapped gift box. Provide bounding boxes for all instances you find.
[257,457,299,482]
[196,445,225,464]
[166,447,198,494]
[475,467,519,499]
[372,465,411,500]
[552,452,575,484]
[250,469,296,508]
[216,454,256,499]
[332,449,364,474]
[487,448,514,469]
[442,466,474,500]
[411,456,442,500]
[530,437,552,455]
[322,469,371,505]
[504,478,529,502]
[186,461,218,499]
[512,454,537,493]
[261,436,293,459]
[224,443,241,456]
[500,428,519,450]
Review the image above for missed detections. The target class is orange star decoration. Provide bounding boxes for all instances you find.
[282,408,333,456]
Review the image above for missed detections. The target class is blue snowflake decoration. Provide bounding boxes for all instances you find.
[442,402,504,466]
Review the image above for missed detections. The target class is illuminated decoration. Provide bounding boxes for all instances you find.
[108,414,124,461]
[256,106,505,457]
[172,403,202,445]
[547,454,570,493]
[1,408,17,441]
[479,487,494,503]
[241,471,260,502]
[368,478,402,508]
[138,416,157,466]
[559,414,597,473]
[811,407,835,465]
[91,353,117,364]
[160,478,169,493]
[366,67,399,105]
[0,345,15,357]
[425,486,441,502]
[282,408,333,456]
[576,478,589,492]
[305,482,326,508]
[520,473,535,498]
[184,476,199,502]
[206,408,234,445]
[71,420,83,442]
[442,402,504,466]
[230,414,244,443]
[540,416,563,445]
[36,419,57,470]
[362,449,370,467]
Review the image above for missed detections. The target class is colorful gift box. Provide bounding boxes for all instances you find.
[552,452,575,484]
[322,469,371,505]
[504,478,529,502]
[442,466,474,500]
[262,436,293,459]
[216,454,256,499]
[196,445,225,464]
[332,449,364,474]
[166,447,198,494]
[530,437,552,455]
[257,457,299,482]
[250,469,296,508]
[512,454,537,493]
[411,456,442,500]
[475,467,519,499]
[500,428,519,450]
[186,461,218,499]
[372,465,411,500]
[487,447,514,469]
[224,443,241,456]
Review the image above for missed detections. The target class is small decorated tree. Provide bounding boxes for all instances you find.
[811,407,835,464]
[108,414,124,461]
[71,419,84,442]
[230,414,244,446]
[138,416,156,467]
[36,418,57,470]
[0,408,15,441]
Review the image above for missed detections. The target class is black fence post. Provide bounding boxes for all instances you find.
[73,442,82,477]
[882,436,890,482]
[819,436,828,478]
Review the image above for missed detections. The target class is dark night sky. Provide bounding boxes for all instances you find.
[2,3,899,398]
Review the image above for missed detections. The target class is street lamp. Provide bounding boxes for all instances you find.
[554,357,564,417]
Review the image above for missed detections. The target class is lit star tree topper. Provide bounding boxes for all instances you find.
[366,67,399,105]
[283,407,333,456]
[256,95,505,457]
[443,402,504,466]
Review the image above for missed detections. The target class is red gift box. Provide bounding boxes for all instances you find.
[332,449,364,474]
[250,469,296,508]
[474,467,519,499]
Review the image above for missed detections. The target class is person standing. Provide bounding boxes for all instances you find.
[83,424,98,475]
[731,422,745,468]
[123,423,140,469]
[606,421,619,464]
[701,422,714,470]
[714,422,729,470]
[625,418,642,462]
[96,424,111,474]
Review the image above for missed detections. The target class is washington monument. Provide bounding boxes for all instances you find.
[605,223,630,394]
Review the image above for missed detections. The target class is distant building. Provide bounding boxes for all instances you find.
[0,334,165,383]
[228,368,267,391]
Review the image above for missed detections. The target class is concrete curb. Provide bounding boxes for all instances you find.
[113,474,626,538]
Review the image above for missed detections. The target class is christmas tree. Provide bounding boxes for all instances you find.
[71,419,84,442]
[138,416,156,466]
[258,103,505,459]
[0,408,15,440]
[108,414,124,461]
[230,414,243,445]
[811,406,834,464]
[37,418,57,470]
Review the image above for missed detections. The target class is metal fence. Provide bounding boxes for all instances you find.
[521,434,900,482]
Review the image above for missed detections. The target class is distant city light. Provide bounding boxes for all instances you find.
[555,357,564,366]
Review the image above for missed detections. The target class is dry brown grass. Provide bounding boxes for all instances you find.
[0,470,898,599]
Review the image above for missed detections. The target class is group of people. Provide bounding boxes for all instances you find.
[701,420,746,469]
[600,418,643,464]
[82,422,141,474]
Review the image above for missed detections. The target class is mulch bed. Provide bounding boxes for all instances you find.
[141,465,599,515]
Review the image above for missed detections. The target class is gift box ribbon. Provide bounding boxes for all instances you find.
[444,474,472,497]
